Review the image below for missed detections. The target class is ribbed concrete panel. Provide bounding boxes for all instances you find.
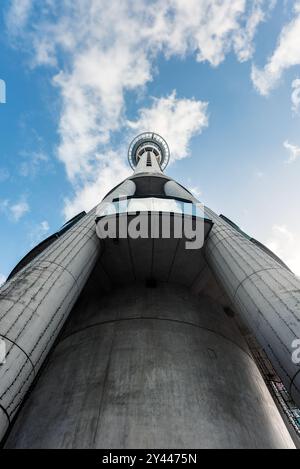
[205,208,300,409]
[0,210,100,442]
[0,345,33,432]
[5,284,294,448]
[0,409,9,442]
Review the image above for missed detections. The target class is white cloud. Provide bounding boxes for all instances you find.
[28,220,50,246]
[10,199,30,221]
[283,140,300,163]
[0,274,6,287]
[6,1,266,69]
[252,2,300,95]
[188,186,202,199]
[266,224,300,277]
[6,0,33,33]
[19,151,48,177]
[234,0,275,62]
[0,199,9,212]
[291,77,300,113]
[5,1,272,217]
[53,43,152,181]
[0,197,30,222]
[0,168,10,182]
[127,91,208,160]
[63,91,208,218]
[255,170,264,179]
[63,150,130,219]
[160,0,246,66]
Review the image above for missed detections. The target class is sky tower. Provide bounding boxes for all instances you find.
[0,133,299,448]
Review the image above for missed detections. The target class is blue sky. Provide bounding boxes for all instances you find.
[0,0,300,282]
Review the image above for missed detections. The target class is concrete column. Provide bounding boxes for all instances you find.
[134,152,162,174]
[204,207,300,408]
[5,281,294,448]
[0,210,100,443]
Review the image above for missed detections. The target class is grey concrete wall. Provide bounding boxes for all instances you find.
[204,207,300,409]
[0,209,100,443]
[5,280,294,448]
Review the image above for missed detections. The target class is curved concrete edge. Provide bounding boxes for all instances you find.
[0,350,35,406]
[59,316,254,362]
[205,216,300,410]
[5,314,295,448]
[291,371,300,407]
[0,407,10,444]
[0,211,101,445]
[0,343,34,442]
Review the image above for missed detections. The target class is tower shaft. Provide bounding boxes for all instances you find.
[1,132,298,448]
[5,282,294,449]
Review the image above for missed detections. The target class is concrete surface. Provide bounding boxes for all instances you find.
[0,209,100,442]
[205,206,300,408]
[5,282,295,448]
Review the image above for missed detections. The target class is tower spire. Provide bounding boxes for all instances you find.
[127,132,170,173]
